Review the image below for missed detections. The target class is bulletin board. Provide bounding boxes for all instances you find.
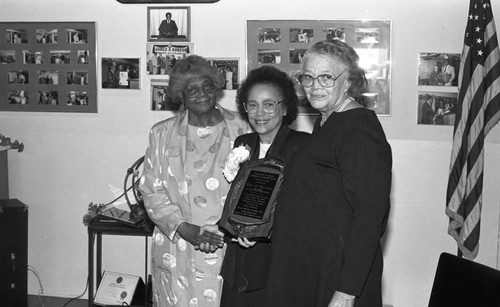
[0,22,97,113]
[247,20,391,115]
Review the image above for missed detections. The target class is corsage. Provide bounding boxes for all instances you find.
[222,144,251,182]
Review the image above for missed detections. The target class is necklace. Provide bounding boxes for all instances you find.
[197,126,213,138]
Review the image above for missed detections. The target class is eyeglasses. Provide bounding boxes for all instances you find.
[184,81,217,98]
[244,100,283,114]
[298,68,348,88]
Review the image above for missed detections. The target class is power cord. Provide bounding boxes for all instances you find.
[62,232,94,306]
[62,277,88,307]
[27,265,45,307]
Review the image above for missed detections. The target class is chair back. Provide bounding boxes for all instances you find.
[428,252,500,306]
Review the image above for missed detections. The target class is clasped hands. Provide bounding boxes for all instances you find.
[177,222,258,252]
[177,222,225,253]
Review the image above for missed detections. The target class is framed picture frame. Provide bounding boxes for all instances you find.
[147,7,190,42]
[150,78,180,111]
[247,20,392,115]
[146,43,193,75]
[0,22,97,112]
[417,90,458,126]
[418,52,460,87]
[101,58,141,89]
[93,271,141,306]
[207,58,240,90]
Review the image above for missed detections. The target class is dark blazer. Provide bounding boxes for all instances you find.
[421,101,434,124]
[220,124,309,292]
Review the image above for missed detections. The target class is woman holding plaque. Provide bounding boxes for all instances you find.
[139,55,251,307]
[219,65,309,307]
[265,40,392,307]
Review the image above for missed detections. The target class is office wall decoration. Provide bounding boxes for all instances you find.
[101,58,141,89]
[418,53,460,87]
[207,58,240,90]
[148,7,190,42]
[0,22,97,113]
[146,43,193,76]
[150,78,181,111]
[416,52,459,126]
[417,91,458,126]
[247,20,392,115]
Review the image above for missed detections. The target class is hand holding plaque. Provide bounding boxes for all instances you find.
[219,158,285,240]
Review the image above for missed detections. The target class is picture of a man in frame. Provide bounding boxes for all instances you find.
[148,7,190,42]
[158,12,178,38]
[417,91,458,126]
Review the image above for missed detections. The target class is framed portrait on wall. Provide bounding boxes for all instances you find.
[417,90,458,126]
[147,7,190,42]
[207,58,240,90]
[0,22,97,113]
[418,52,460,87]
[150,78,181,111]
[101,58,141,89]
[247,20,392,115]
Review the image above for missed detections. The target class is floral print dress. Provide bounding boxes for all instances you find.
[140,106,249,307]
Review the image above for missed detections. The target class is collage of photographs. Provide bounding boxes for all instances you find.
[0,17,398,117]
[143,6,241,111]
[0,15,464,126]
[247,20,392,115]
[0,22,96,112]
[417,52,460,126]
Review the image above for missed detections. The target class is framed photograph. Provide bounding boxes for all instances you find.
[150,78,180,111]
[146,43,193,75]
[323,27,345,42]
[36,28,58,44]
[247,20,392,115]
[258,28,281,43]
[418,52,460,87]
[0,50,16,63]
[8,70,29,84]
[0,22,97,112]
[101,58,141,89]
[289,28,314,43]
[93,271,141,306]
[37,70,58,84]
[417,91,458,126]
[207,58,240,90]
[6,29,28,44]
[147,7,190,42]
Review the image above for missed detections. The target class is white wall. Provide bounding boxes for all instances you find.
[1,0,500,306]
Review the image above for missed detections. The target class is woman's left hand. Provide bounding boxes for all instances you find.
[231,237,257,248]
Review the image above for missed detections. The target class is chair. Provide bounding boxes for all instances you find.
[428,252,500,306]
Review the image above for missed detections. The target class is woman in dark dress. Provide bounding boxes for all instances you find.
[220,65,309,307]
[265,40,392,307]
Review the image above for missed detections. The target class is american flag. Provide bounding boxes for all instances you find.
[446,0,500,260]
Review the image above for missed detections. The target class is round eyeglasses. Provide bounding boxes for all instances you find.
[298,68,348,88]
[244,100,283,114]
[184,81,217,98]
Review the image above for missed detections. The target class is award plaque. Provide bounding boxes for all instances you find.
[219,158,285,239]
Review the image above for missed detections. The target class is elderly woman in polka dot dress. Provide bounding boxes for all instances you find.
[140,55,251,306]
